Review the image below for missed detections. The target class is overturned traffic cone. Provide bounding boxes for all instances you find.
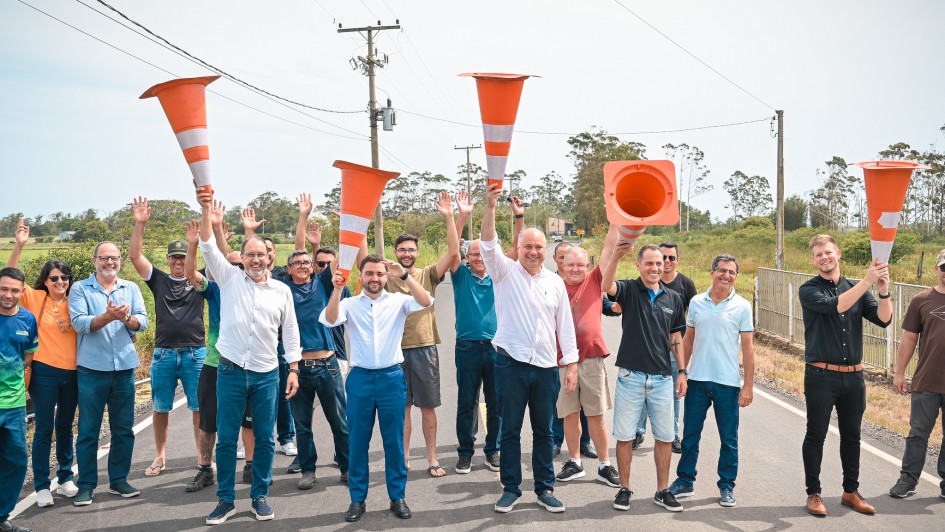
[334,160,400,283]
[141,75,221,197]
[855,160,929,264]
[603,160,679,245]
[459,73,535,189]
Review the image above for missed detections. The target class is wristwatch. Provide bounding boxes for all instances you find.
[124,314,132,324]
[878,292,891,299]
[400,271,410,281]
[287,368,300,375]
[514,214,524,219]
[678,369,689,376]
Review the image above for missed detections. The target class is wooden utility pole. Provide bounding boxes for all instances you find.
[775,110,785,270]
[454,144,481,239]
[339,22,400,254]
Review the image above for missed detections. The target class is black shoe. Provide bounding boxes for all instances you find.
[597,465,620,488]
[390,499,412,519]
[340,471,349,484]
[242,462,253,484]
[485,452,501,472]
[613,488,632,511]
[108,482,140,498]
[186,468,215,493]
[631,433,644,450]
[286,457,301,474]
[0,520,31,532]
[889,473,917,498]
[455,455,472,474]
[345,502,366,522]
[553,444,562,457]
[671,437,682,454]
[556,460,586,482]
[580,443,598,459]
[654,489,683,512]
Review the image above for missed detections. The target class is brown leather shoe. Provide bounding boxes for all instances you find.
[841,491,876,515]
[806,493,827,516]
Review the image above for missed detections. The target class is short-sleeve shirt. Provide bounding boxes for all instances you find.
[686,289,753,388]
[144,267,205,348]
[559,267,608,365]
[19,286,77,370]
[901,287,945,394]
[451,264,496,341]
[0,307,39,408]
[799,275,889,365]
[200,280,221,368]
[385,263,443,348]
[611,278,686,375]
[664,272,698,313]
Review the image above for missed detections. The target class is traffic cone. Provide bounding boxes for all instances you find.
[855,160,929,264]
[334,160,400,283]
[603,160,679,244]
[459,73,535,189]
[141,75,221,197]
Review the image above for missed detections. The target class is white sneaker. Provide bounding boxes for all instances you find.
[281,441,298,456]
[56,480,79,498]
[236,446,246,460]
[37,489,54,507]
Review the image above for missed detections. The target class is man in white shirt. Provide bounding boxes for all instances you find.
[196,192,302,526]
[320,254,432,523]
[480,184,579,514]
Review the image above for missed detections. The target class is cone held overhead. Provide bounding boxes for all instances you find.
[855,160,929,264]
[141,75,220,196]
[603,160,678,245]
[334,160,400,283]
[459,73,535,189]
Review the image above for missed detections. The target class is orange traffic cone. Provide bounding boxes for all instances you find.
[855,160,929,264]
[141,76,221,197]
[459,73,535,189]
[333,160,400,283]
[603,160,679,245]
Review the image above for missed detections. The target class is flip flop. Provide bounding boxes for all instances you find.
[428,465,446,478]
[145,460,166,476]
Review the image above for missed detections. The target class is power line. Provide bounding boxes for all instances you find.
[610,0,776,111]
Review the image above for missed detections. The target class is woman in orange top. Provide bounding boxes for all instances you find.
[7,219,79,508]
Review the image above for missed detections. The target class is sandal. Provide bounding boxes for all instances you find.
[145,460,166,476]
[428,465,446,478]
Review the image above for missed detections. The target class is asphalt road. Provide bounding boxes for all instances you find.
[12,267,945,531]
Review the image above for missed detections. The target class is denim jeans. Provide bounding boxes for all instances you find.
[553,409,591,447]
[28,361,78,491]
[0,406,28,522]
[675,380,740,490]
[455,340,501,457]
[494,352,559,496]
[289,357,349,474]
[149,346,204,412]
[277,356,295,445]
[802,365,866,494]
[636,355,680,438]
[899,391,945,487]
[76,367,135,489]
[613,368,674,442]
[216,363,279,502]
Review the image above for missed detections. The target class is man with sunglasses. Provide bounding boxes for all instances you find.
[129,197,207,484]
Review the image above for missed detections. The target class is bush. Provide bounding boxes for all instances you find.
[728,226,775,247]
[710,227,732,238]
[840,229,919,265]
[786,226,823,252]
[740,216,774,230]
[20,244,97,282]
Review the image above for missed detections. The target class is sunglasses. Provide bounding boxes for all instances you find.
[48,275,71,282]
[315,260,330,268]
[663,255,677,262]
[940,263,945,273]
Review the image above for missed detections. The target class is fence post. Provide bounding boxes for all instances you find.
[788,282,795,342]
[753,275,759,328]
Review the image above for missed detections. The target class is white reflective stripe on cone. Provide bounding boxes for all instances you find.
[877,212,901,229]
[617,234,639,244]
[340,214,371,235]
[482,123,514,143]
[189,160,211,187]
[176,128,209,151]
[338,244,360,271]
[486,155,508,182]
[870,240,894,265]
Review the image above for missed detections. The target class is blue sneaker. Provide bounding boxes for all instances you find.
[719,487,736,507]
[252,496,274,521]
[494,492,519,513]
[73,488,93,506]
[537,490,566,513]
[206,500,236,525]
[667,478,694,498]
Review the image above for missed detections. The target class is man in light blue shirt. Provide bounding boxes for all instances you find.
[69,241,148,506]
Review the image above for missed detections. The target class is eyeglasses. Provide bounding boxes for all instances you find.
[714,268,738,276]
[395,248,418,254]
[290,260,312,268]
[315,260,330,268]
[48,275,71,282]
[663,255,677,262]
[466,253,482,258]
[229,262,244,270]
[244,253,267,260]
[96,256,120,262]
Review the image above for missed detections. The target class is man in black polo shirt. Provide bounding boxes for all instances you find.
[798,234,891,517]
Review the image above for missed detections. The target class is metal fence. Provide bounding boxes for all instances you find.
[754,267,929,377]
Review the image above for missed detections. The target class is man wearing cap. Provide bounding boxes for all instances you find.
[888,249,945,500]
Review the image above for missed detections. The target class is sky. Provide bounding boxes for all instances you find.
[2,0,944,223]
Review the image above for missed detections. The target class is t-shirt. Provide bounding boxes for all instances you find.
[901,287,945,394]
[559,267,608,365]
[280,270,338,353]
[663,272,698,312]
[144,267,205,348]
[0,307,38,408]
[611,278,686,375]
[385,263,442,349]
[451,264,496,341]
[200,280,221,368]
[19,286,77,370]
[686,289,754,388]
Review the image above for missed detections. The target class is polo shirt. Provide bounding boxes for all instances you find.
[385,263,443,349]
[274,269,337,353]
[611,277,686,375]
[451,264,497,341]
[69,274,148,372]
[686,289,754,388]
[559,267,608,365]
[0,307,38,408]
[798,275,889,365]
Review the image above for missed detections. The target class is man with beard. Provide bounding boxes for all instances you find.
[799,234,891,517]
[197,192,301,525]
[320,255,433,522]
[69,241,149,506]
[384,191,460,477]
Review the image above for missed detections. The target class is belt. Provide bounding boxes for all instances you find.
[301,355,335,367]
[465,339,493,345]
[807,362,863,373]
[219,356,239,368]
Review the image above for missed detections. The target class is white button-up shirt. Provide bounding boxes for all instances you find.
[480,237,578,368]
[199,234,302,371]
[319,290,431,369]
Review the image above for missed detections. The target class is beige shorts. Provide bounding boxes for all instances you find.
[556,356,613,417]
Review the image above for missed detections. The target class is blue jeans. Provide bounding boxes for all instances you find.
[455,340,501,457]
[347,365,407,503]
[216,363,279,502]
[277,357,295,445]
[76,367,135,489]
[636,355,680,438]
[289,358,349,474]
[0,406,28,522]
[29,361,78,491]
[553,409,591,447]
[675,380,740,490]
[494,352,559,496]
[149,346,204,412]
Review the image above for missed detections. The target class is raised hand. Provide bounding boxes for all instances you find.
[222,221,235,241]
[455,190,474,216]
[385,259,406,279]
[14,217,29,246]
[131,196,151,224]
[485,183,502,209]
[297,193,313,219]
[209,199,227,227]
[241,207,266,232]
[306,221,322,246]
[185,220,200,245]
[509,195,525,216]
[436,191,454,218]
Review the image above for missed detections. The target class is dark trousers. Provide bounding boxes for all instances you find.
[900,391,945,487]
[494,352,559,496]
[347,365,407,503]
[802,365,866,495]
[0,406,27,522]
[277,357,295,445]
[76,367,135,489]
[28,361,78,491]
[289,358,349,474]
[552,409,591,447]
[676,380,740,490]
[455,340,501,457]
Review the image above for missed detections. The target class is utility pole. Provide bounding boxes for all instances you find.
[454,144,481,239]
[339,21,400,255]
[775,110,785,270]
